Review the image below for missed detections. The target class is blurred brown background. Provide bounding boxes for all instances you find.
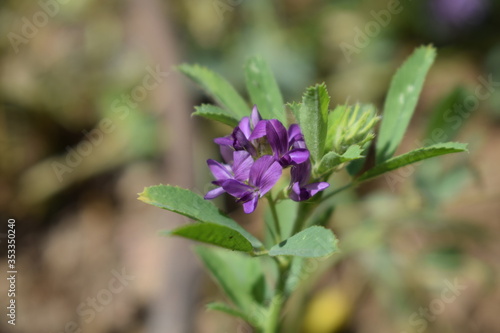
[0,0,499,332]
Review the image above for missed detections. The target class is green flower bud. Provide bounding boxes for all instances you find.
[326,103,380,155]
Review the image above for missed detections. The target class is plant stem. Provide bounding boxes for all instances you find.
[320,182,356,202]
[290,200,317,236]
[264,259,289,333]
[267,195,282,243]
[263,182,356,332]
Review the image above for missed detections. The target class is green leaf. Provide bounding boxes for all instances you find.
[376,46,437,164]
[299,84,330,163]
[206,302,262,328]
[245,56,286,124]
[193,104,239,127]
[358,142,468,182]
[161,223,253,252]
[423,86,469,144]
[138,185,262,248]
[269,226,338,258]
[195,246,267,325]
[178,64,248,118]
[317,145,364,175]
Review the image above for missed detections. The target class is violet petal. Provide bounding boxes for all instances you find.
[303,182,330,197]
[249,155,283,195]
[243,195,259,213]
[204,187,225,200]
[282,149,310,166]
[290,161,311,186]
[239,116,252,139]
[232,150,253,181]
[221,179,254,199]
[207,159,232,181]
[250,105,262,128]
[248,120,268,141]
[214,135,233,146]
[266,119,289,157]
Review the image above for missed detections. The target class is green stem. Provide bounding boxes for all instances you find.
[320,181,356,202]
[267,195,282,243]
[290,201,315,236]
[263,182,357,332]
[264,260,289,333]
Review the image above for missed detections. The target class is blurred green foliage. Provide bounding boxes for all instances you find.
[1,0,499,332]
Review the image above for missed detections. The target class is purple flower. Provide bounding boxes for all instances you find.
[289,161,329,202]
[221,155,282,213]
[214,105,266,156]
[261,119,310,167]
[204,150,253,199]
[205,104,329,212]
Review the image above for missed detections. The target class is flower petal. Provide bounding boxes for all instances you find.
[207,159,232,181]
[221,179,254,199]
[248,120,268,140]
[266,119,289,157]
[238,116,252,139]
[220,145,234,164]
[250,105,262,128]
[289,181,330,202]
[243,195,259,213]
[282,149,310,166]
[288,124,303,144]
[290,161,311,186]
[204,187,225,200]
[303,182,330,197]
[233,127,257,156]
[249,155,283,195]
[289,182,303,201]
[232,150,253,181]
[214,135,233,146]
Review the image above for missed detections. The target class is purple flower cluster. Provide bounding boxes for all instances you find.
[204,106,329,213]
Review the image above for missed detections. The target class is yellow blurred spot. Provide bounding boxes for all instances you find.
[301,287,351,333]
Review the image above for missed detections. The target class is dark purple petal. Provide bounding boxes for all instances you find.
[250,105,262,128]
[292,139,307,149]
[249,155,282,195]
[290,161,311,186]
[204,187,225,200]
[303,182,330,197]
[221,179,254,199]
[207,159,232,181]
[232,150,253,181]
[281,149,310,166]
[243,195,259,213]
[289,182,304,202]
[289,181,329,202]
[266,119,289,157]
[248,120,268,141]
[288,124,303,144]
[233,127,256,156]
